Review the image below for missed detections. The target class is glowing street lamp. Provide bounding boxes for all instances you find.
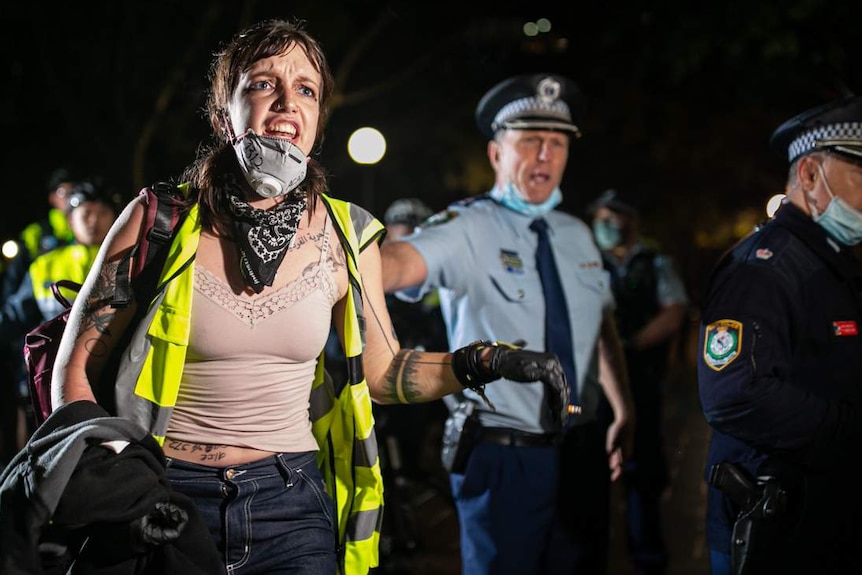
[348,127,386,211]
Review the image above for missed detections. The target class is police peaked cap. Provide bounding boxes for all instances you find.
[588,188,639,217]
[770,95,862,164]
[475,73,586,140]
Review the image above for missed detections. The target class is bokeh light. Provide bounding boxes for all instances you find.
[766,194,785,218]
[348,127,387,165]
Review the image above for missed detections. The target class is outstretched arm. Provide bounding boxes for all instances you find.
[379,240,429,294]
[356,241,570,427]
[51,196,147,409]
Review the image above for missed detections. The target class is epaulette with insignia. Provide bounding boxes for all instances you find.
[452,192,493,208]
[424,193,493,227]
[424,209,459,227]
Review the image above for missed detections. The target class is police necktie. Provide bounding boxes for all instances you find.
[530,217,579,414]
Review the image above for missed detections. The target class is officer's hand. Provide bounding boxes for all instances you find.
[487,343,571,429]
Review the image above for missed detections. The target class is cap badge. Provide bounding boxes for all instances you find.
[537,77,561,105]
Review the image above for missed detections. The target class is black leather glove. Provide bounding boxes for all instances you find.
[128,501,189,552]
[452,340,571,428]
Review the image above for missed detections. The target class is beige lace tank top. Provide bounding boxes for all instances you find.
[165,216,339,453]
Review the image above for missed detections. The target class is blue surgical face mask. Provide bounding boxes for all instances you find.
[812,163,862,246]
[592,219,622,250]
[490,182,562,217]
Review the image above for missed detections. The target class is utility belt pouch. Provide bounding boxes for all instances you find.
[441,400,480,474]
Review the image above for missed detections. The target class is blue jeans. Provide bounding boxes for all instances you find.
[166,452,337,575]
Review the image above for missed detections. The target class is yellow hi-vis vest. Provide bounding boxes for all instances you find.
[21,208,75,259]
[112,190,385,575]
[30,244,99,318]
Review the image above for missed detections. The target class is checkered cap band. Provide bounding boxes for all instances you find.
[788,122,862,161]
[493,96,572,130]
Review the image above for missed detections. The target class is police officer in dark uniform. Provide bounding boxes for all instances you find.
[697,96,862,575]
[590,189,688,575]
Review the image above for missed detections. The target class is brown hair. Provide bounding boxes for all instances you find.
[181,18,335,236]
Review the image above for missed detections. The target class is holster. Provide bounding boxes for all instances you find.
[709,461,799,575]
[440,400,481,474]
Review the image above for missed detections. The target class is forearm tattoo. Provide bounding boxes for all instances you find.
[382,349,425,403]
[78,261,119,358]
[165,439,231,463]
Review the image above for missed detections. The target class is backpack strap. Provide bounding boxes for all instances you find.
[112,182,185,308]
[51,279,82,309]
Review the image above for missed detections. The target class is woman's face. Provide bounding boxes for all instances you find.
[228,43,322,157]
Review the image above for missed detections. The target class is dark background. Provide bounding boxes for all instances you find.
[2,0,861,305]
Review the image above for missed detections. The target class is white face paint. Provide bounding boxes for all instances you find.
[233,130,308,198]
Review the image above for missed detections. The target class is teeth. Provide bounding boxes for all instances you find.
[271,125,297,137]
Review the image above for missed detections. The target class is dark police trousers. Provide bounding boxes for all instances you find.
[450,421,610,575]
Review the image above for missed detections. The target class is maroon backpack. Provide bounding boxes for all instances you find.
[23,183,186,426]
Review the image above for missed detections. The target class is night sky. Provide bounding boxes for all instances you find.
[2,0,861,303]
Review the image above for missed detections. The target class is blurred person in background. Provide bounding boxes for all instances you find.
[1,167,78,301]
[589,188,688,575]
[375,197,450,568]
[0,168,80,462]
[0,178,118,463]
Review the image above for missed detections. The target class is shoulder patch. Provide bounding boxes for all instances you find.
[424,209,459,226]
[703,319,742,371]
[452,192,492,208]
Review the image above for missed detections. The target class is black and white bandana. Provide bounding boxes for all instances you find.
[227,189,307,294]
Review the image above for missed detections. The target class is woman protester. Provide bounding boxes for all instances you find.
[50,18,569,575]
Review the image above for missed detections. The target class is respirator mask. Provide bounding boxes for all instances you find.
[233,129,308,198]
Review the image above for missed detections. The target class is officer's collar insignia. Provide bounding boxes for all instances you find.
[424,210,458,226]
[755,248,773,260]
[703,319,742,371]
[833,320,858,337]
[500,249,523,274]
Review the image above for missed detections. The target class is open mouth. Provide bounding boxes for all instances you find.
[266,122,298,141]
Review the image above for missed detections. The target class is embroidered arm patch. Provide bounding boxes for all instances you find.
[703,319,742,371]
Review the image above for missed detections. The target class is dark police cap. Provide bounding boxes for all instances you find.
[770,95,862,164]
[588,189,638,217]
[475,73,586,140]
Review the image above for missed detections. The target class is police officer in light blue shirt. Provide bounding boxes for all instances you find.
[381,73,634,575]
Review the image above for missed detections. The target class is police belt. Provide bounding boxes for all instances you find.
[478,427,562,447]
